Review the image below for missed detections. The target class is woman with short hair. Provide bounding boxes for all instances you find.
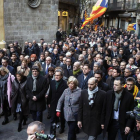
[56,76,81,140]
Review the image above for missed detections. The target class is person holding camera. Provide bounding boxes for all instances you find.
[78,77,106,140]
[56,76,81,140]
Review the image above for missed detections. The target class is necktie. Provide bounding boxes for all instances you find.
[46,65,48,74]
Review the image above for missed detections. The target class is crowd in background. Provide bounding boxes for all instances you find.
[0,25,140,140]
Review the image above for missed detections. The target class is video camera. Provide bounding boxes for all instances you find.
[35,133,55,140]
[126,98,140,119]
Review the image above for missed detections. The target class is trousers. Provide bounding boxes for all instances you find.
[31,110,43,122]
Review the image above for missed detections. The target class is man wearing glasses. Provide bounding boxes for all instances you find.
[42,56,56,75]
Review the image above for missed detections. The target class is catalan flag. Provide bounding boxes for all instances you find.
[100,21,104,27]
[81,0,108,29]
[82,10,88,22]
[127,23,136,31]
[95,25,98,31]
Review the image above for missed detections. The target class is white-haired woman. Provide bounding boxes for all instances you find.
[56,76,81,140]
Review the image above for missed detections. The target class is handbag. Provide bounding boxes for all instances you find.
[69,98,78,121]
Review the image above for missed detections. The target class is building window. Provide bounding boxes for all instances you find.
[28,0,41,8]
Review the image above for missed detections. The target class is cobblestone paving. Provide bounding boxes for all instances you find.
[0,110,107,140]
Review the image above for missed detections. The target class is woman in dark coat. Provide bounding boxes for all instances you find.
[11,71,29,132]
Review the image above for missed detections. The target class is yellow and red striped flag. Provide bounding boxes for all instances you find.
[81,0,108,29]
[95,25,98,31]
[127,23,136,31]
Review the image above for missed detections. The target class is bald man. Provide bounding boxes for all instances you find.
[78,77,106,140]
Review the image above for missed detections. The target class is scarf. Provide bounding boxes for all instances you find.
[73,69,80,76]
[114,91,123,111]
[88,86,98,107]
[124,84,139,99]
[55,79,62,90]
[32,75,38,91]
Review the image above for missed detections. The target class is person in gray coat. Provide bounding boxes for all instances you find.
[56,76,81,140]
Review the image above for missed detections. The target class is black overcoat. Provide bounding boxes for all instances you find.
[48,79,68,118]
[11,77,29,115]
[25,75,48,112]
[103,89,134,137]
[78,89,106,136]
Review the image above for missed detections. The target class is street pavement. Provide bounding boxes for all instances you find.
[0,109,108,140]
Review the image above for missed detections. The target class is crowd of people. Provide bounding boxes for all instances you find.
[0,26,140,140]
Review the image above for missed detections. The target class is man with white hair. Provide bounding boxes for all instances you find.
[78,77,106,140]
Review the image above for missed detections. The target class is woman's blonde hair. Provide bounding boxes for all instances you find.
[33,61,43,71]
[0,67,9,74]
[67,76,78,88]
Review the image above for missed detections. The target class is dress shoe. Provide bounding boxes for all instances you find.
[2,119,9,125]
[18,123,22,132]
[59,128,64,134]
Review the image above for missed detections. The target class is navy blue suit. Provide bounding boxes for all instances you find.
[77,71,93,90]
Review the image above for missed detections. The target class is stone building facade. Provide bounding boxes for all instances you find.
[3,0,58,46]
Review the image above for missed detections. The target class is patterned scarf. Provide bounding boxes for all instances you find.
[88,86,98,107]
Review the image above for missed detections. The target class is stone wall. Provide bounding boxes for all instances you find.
[4,0,58,47]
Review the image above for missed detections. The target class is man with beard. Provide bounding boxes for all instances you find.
[120,61,126,77]
[94,70,109,91]
[78,77,106,140]
[77,64,92,90]
[106,67,121,89]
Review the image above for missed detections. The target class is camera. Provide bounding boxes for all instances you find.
[35,132,55,140]
[126,99,140,119]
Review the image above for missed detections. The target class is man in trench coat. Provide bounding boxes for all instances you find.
[78,77,106,140]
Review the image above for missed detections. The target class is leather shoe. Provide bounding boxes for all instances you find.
[59,128,64,134]
[18,123,22,132]
[2,119,9,125]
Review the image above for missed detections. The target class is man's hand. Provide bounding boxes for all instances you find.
[48,104,50,108]
[32,96,37,101]
[78,121,82,129]
[101,124,104,129]
[125,127,130,135]
[45,95,48,98]
[27,134,36,140]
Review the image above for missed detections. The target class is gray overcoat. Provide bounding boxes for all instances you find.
[56,87,81,121]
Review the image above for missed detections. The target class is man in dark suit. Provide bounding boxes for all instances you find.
[42,56,56,75]
[48,69,68,135]
[56,28,62,43]
[62,57,73,79]
[26,66,48,122]
[56,54,64,67]
[0,56,15,75]
[78,77,106,140]
[103,77,134,140]
[94,70,109,91]
[77,64,93,90]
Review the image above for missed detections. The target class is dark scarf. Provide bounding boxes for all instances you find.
[55,79,62,90]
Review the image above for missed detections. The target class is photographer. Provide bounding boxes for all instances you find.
[27,121,58,140]
[27,121,45,140]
